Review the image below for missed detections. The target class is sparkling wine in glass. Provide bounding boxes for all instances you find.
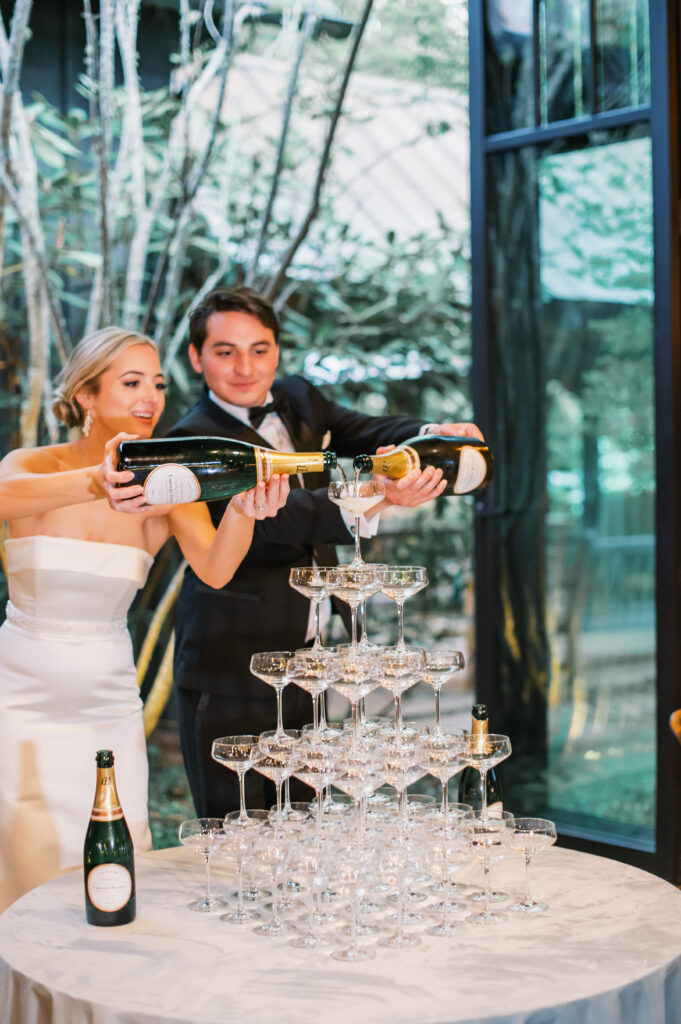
[376,566,428,649]
[211,735,259,826]
[178,818,227,912]
[328,479,385,566]
[508,817,557,913]
[250,652,293,741]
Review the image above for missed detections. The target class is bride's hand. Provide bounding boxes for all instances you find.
[232,474,290,520]
[97,432,148,513]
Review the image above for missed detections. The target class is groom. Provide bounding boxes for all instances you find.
[167,286,483,816]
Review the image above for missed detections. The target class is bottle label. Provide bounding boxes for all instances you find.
[87,863,132,912]
[143,464,201,505]
[454,446,488,494]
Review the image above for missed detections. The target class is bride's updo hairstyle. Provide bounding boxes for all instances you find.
[52,326,158,429]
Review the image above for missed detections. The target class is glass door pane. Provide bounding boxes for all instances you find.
[538,134,655,846]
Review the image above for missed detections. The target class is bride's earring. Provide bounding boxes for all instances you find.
[82,410,93,438]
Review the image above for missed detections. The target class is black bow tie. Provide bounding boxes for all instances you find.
[248,391,285,429]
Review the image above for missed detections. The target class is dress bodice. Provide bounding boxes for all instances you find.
[4,535,153,635]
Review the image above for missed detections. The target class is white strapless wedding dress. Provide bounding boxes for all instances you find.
[0,535,154,912]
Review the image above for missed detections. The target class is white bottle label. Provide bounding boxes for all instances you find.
[143,464,201,505]
[454,446,488,494]
[87,863,132,912]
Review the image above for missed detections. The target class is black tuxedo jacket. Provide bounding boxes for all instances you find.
[167,376,424,698]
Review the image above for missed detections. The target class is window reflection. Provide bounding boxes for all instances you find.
[539,136,655,842]
[485,0,534,133]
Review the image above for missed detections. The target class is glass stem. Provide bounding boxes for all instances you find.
[312,694,320,736]
[319,691,328,730]
[353,516,362,563]
[275,688,284,736]
[442,779,449,820]
[284,777,292,812]
[203,854,212,905]
[395,693,403,733]
[313,599,323,649]
[238,769,247,821]
[434,689,441,730]
[396,600,405,646]
[272,870,280,927]
[275,782,283,829]
[443,876,452,927]
[480,768,488,813]
[483,860,491,916]
[359,601,369,645]
[523,853,532,905]
[351,699,359,743]
[350,604,358,646]
[236,862,244,916]
[316,790,324,835]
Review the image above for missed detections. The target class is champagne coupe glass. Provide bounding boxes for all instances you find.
[225,808,270,902]
[328,479,385,566]
[419,650,465,733]
[249,652,293,741]
[329,647,381,744]
[217,827,262,925]
[333,744,387,837]
[288,842,336,949]
[178,818,227,912]
[508,817,557,913]
[286,650,336,741]
[425,829,471,936]
[322,566,382,648]
[376,566,428,649]
[420,731,468,825]
[377,645,425,735]
[463,733,512,813]
[379,839,426,947]
[289,567,329,651]
[330,844,379,962]
[382,735,429,837]
[253,829,295,937]
[291,740,339,836]
[211,736,259,826]
[252,730,302,831]
[465,811,514,925]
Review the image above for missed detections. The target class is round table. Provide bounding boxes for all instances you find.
[1,845,680,1024]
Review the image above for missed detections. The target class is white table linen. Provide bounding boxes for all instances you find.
[1,845,680,1024]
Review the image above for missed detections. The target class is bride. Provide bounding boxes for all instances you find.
[0,326,289,911]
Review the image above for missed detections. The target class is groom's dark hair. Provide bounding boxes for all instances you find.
[189,287,280,353]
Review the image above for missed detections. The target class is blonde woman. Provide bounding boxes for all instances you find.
[0,327,289,910]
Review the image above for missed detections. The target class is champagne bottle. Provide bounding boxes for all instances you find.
[84,749,136,926]
[353,435,493,496]
[117,436,337,505]
[458,704,503,811]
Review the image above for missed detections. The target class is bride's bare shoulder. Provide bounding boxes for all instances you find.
[0,441,74,476]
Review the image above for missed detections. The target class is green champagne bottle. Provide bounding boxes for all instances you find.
[353,435,493,496]
[84,749,136,926]
[458,704,504,811]
[117,436,337,505]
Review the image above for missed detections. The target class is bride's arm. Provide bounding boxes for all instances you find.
[163,476,289,588]
[0,433,142,521]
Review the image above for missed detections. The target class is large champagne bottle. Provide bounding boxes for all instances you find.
[458,704,503,811]
[84,749,136,926]
[353,435,493,496]
[117,436,337,505]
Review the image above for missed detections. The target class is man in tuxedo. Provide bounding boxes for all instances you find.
[168,287,483,816]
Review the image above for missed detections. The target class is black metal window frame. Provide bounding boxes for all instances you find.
[469,0,681,880]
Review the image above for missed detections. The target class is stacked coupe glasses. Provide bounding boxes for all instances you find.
[179,474,556,959]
